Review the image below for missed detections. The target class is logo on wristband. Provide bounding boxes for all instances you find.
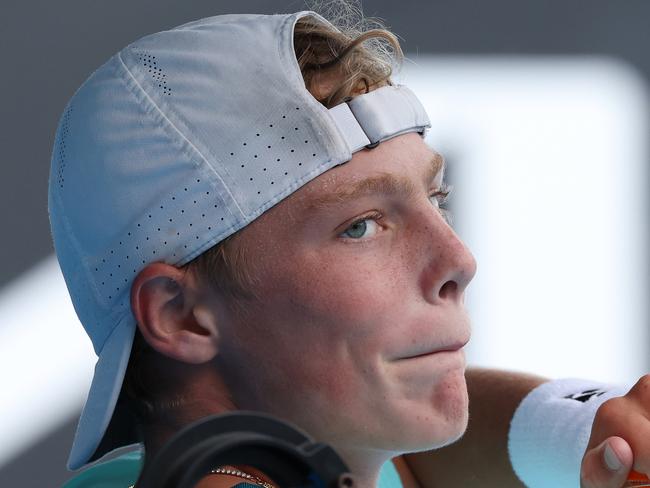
[564,388,607,403]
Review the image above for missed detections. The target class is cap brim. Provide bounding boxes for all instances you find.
[67,313,136,470]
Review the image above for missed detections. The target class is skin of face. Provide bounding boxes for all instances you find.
[199,131,477,476]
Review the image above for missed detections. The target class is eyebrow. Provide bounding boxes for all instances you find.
[305,152,445,212]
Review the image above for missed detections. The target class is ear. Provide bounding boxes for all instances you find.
[130,262,220,364]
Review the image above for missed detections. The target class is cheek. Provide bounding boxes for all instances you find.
[278,246,415,325]
[238,242,421,400]
[231,337,365,425]
[285,357,359,404]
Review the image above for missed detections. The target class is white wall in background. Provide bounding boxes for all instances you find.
[400,56,648,384]
[0,56,647,468]
[0,256,94,467]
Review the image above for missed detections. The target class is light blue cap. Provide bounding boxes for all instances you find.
[48,11,430,470]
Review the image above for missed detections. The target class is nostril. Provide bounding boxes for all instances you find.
[439,280,458,300]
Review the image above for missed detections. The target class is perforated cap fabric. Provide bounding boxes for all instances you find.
[48,11,430,471]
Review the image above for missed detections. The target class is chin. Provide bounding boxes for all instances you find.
[438,408,469,448]
[404,411,469,454]
[391,372,469,454]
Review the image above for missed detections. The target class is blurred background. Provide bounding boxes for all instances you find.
[1,0,649,485]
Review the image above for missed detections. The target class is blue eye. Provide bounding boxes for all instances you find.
[339,185,452,241]
[340,213,382,240]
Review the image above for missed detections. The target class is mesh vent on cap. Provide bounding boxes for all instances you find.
[224,106,321,200]
[137,50,171,96]
[88,173,232,309]
[55,104,73,189]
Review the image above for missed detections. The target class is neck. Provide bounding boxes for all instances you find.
[333,445,398,488]
[136,388,237,484]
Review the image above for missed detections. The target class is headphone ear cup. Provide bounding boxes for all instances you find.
[136,411,356,488]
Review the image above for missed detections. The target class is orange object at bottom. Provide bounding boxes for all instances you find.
[625,469,650,487]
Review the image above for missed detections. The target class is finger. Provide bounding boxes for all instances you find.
[581,436,633,488]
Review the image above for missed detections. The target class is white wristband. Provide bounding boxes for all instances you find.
[508,378,632,488]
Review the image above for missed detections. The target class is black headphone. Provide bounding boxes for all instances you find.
[136,411,356,488]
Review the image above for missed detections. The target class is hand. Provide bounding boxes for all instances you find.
[580,375,650,488]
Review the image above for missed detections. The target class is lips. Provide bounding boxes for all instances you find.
[398,339,469,360]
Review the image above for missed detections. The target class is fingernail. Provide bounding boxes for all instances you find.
[604,443,622,472]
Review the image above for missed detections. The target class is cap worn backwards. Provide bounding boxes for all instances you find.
[48,11,430,470]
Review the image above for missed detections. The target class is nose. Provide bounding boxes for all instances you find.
[420,212,477,305]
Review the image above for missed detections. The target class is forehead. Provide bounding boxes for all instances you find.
[289,133,444,211]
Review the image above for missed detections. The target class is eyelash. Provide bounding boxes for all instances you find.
[435,184,452,222]
[340,184,453,241]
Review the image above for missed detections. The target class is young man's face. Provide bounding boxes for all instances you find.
[211,132,477,456]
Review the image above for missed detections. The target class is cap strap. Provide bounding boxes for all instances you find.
[328,102,371,152]
[327,85,431,153]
